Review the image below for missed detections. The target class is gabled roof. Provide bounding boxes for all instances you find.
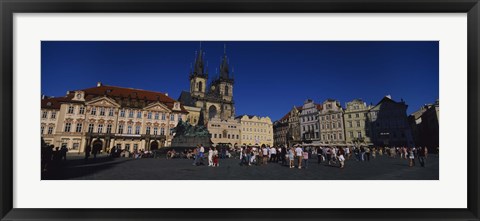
[373,96,407,109]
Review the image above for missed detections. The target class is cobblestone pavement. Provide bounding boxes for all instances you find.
[43,153,439,180]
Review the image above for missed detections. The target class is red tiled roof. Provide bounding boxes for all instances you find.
[42,84,189,113]
[41,97,67,109]
[80,85,175,103]
[279,113,290,122]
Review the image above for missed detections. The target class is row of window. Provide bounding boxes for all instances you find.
[40,126,54,135]
[301,113,344,122]
[242,127,270,133]
[348,131,364,138]
[320,113,342,121]
[321,133,344,141]
[302,124,319,132]
[212,133,239,140]
[241,122,269,127]
[301,115,318,122]
[346,121,362,128]
[242,135,268,141]
[116,143,139,151]
[63,106,179,121]
[346,113,368,119]
[59,123,173,135]
[41,111,57,119]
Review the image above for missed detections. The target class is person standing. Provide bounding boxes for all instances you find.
[418,146,426,167]
[288,147,295,168]
[84,145,91,161]
[338,147,345,169]
[270,147,277,163]
[365,147,370,162]
[199,144,205,165]
[213,148,219,167]
[317,147,323,164]
[408,147,415,167]
[192,145,199,166]
[276,147,282,164]
[60,145,68,161]
[326,147,332,165]
[208,147,214,166]
[262,146,268,165]
[295,146,303,169]
[360,146,365,161]
[302,148,309,169]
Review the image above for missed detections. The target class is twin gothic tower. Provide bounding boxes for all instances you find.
[182,45,235,122]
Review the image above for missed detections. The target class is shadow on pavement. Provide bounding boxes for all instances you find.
[42,156,131,180]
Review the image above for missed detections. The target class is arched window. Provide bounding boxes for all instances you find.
[208,106,217,120]
[198,81,203,92]
[225,85,229,96]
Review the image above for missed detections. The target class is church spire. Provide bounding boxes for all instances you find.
[190,42,208,79]
[219,44,230,80]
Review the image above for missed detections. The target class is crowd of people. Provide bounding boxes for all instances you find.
[184,144,430,169]
[41,143,69,172]
[42,137,429,171]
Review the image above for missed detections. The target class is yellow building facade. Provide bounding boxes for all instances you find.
[237,115,273,147]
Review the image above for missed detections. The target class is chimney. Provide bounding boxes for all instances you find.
[97,82,102,87]
[165,92,169,97]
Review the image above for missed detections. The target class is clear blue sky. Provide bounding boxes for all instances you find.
[41,41,439,121]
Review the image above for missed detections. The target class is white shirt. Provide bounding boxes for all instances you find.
[262,148,268,155]
[200,147,204,153]
[270,148,277,154]
[295,147,303,156]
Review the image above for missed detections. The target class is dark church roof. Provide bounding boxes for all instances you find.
[178,91,195,107]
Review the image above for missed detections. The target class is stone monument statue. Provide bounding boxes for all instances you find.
[171,112,212,147]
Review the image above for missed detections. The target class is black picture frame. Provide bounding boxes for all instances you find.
[1,0,479,220]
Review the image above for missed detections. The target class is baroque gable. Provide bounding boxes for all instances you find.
[86,96,120,108]
[144,102,172,113]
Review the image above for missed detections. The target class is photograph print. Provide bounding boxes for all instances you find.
[40,41,439,180]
